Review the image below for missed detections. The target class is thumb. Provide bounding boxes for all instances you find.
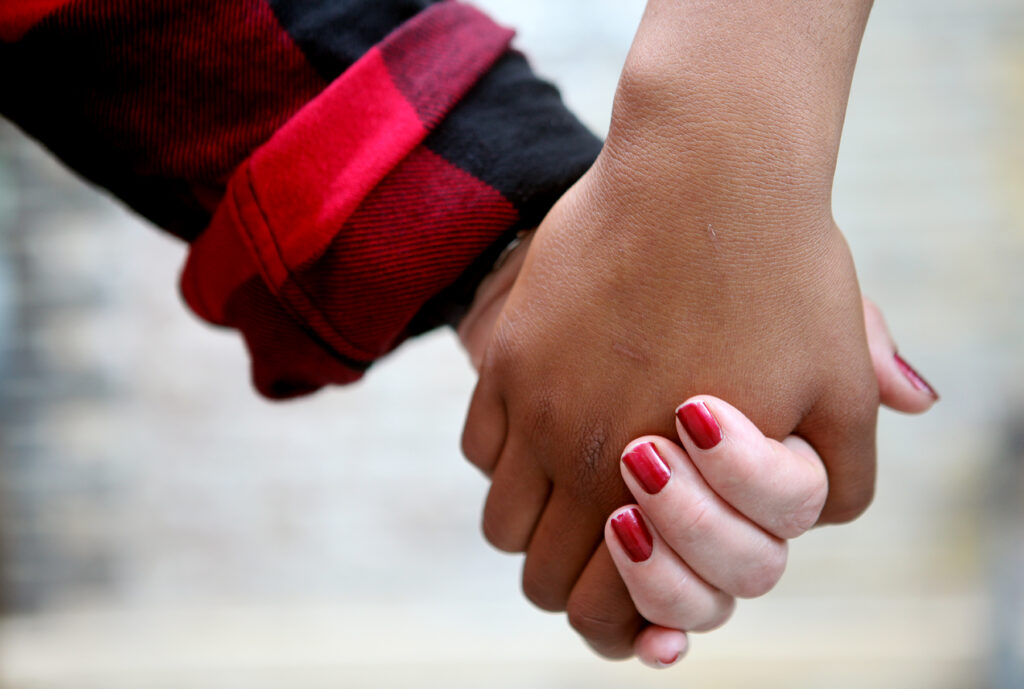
[863,296,939,414]
[457,231,534,370]
[458,236,534,476]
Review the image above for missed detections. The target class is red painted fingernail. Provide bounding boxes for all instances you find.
[623,442,671,494]
[611,508,653,563]
[658,652,681,667]
[676,401,723,450]
[894,353,939,400]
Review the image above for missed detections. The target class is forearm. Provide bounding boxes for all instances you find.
[597,0,872,230]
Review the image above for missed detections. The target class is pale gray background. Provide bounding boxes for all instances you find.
[1,1,1022,687]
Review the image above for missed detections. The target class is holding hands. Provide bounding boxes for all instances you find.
[611,395,826,667]
[463,246,937,666]
[613,299,937,666]
[456,0,936,667]
[454,0,911,663]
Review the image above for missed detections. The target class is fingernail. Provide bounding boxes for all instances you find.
[611,507,653,563]
[894,353,939,400]
[642,651,682,669]
[640,648,684,670]
[676,401,723,450]
[623,442,671,494]
[658,651,681,668]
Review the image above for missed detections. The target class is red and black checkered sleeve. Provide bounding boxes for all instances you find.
[0,0,602,398]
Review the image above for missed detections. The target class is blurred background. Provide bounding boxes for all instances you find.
[0,0,1021,687]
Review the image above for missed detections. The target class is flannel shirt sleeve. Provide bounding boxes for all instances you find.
[0,0,602,398]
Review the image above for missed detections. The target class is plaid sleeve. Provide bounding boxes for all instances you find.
[0,0,602,398]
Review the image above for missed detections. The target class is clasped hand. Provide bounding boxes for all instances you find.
[459,208,934,664]
[455,0,933,662]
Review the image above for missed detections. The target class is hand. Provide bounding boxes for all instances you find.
[461,230,936,662]
[461,179,874,656]
[614,300,938,668]
[458,0,879,658]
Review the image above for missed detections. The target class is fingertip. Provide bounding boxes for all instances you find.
[606,504,641,537]
[621,439,673,497]
[676,398,829,538]
[621,435,671,460]
[893,352,940,402]
[634,625,688,669]
[675,395,769,457]
[878,351,939,414]
[675,397,725,451]
[861,296,938,415]
[607,505,654,564]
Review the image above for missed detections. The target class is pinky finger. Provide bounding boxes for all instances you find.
[633,625,688,669]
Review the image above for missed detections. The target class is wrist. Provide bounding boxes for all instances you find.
[603,0,872,202]
[584,135,837,260]
[602,65,839,218]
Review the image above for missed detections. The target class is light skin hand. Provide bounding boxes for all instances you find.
[619,318,938,668]
[459,0,881,658]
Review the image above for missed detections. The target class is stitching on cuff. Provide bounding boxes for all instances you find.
[239,164,378,366]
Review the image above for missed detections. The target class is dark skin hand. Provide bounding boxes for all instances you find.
[462,0,878,658]
[461,258,937,666]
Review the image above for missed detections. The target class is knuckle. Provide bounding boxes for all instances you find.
[642,572,696,622]
[556,419,628,512]
[719,452,759,493]
[521,566,568,612]
[689,596,736,632]
[460,426,491,473]
[814,401,878,527]
[566,597,633,647]
[779,479,829,538]
[460,390,504,476]
[569,423,624,506]
[669,495,717,546]
[576,423,610,481]
[488,317,522,364]
[638,569,732,633]
[822,483,875,524]
[524,389,556,438]
[480,489,528,553]
[478,317,520,378]
[480,509,522,554]
[733,543,787,598]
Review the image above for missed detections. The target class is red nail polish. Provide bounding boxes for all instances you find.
[659,652,681,667]
[611,508,653,563]
[676,401,723,450]
[623,442,671,494]
[894,353,939,400]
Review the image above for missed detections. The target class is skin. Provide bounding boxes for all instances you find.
[462,247,938,665]
[617,329,937,668]
[460,0,880,658]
